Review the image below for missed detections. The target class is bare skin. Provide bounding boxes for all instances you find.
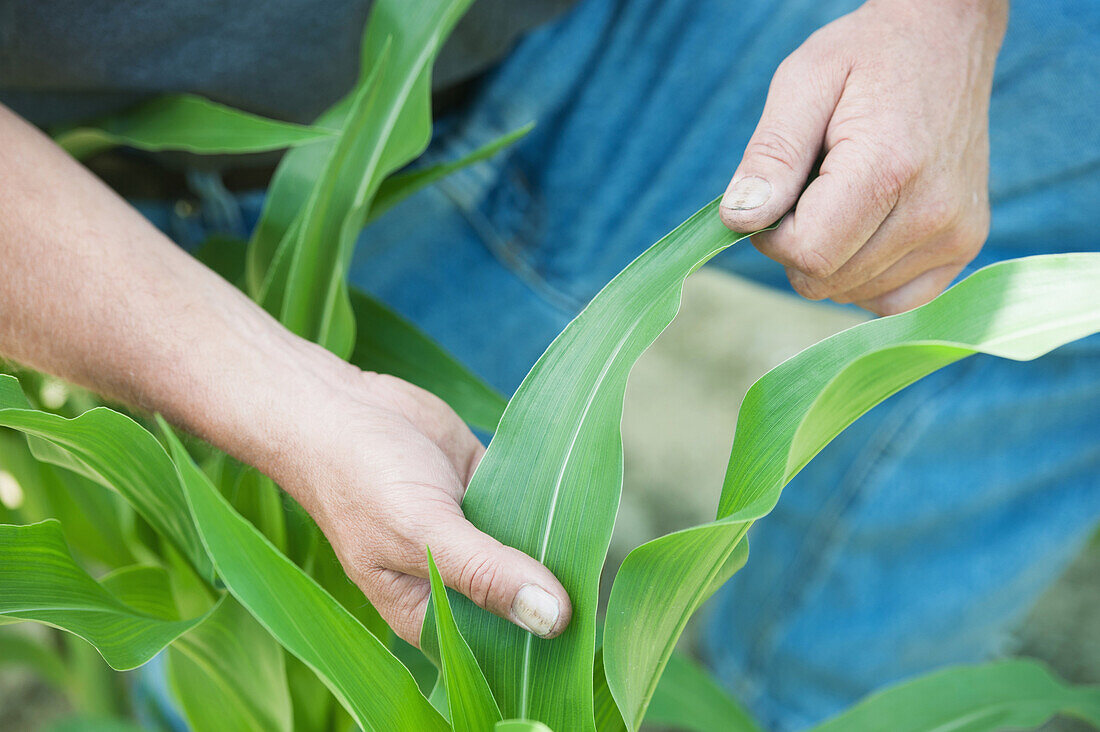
[0,105,570,645]
[0,0,1005,646]
[721,0,1008,315]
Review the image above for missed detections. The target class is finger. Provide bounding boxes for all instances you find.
[719,50,847,232]
[423,515,572,639]
[832,233,974,304]
[752,137,911,281]
[359,566,431,647]
[783,207,921,299]
[855,263,965,316]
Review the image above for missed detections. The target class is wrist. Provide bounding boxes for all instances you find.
[145,275,362,502]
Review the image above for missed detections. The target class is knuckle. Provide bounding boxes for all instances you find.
[787,269,832,300]
[791,245,839,280]
[913,195,959,238]
[879,156,918,199]
[457,551,505,609]
[866,142,920,197]
[745,127,804,174]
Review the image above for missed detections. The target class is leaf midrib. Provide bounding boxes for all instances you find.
[518,309,648,718]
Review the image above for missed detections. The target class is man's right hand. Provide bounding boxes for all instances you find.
[279,370,572,646]
[0,101,570,648]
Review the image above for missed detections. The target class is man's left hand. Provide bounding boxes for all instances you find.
[719,0,1008,315]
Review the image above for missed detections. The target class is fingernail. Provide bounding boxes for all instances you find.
[510,584,559,638]
[721,176,771,211]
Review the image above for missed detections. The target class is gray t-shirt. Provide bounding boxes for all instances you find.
[0,0,576,127]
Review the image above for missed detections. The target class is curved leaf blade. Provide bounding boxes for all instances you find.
[606,253,1100,729]
[0,427,136,568]
[646,651,762,732]
[453,200,755,730]
[496,721,555,732]
[169,597,292,732]
[426,547,502,732]
[250,0,475,357]
[54,94,334,159]
[365,121,535,225]
[0,520,208,670]
[0,375,214,583]
[159,418,447,732]
[809,659,1100,732]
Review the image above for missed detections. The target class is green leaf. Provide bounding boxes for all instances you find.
[195,235,250,290]
[159,417,448,731]
[426,547,503,732]
[208,454,288,554]
[54,94,335,159]
[99,564,181,619]
[809,659,1100,732]
[592,649,626,732]
[258,42,391,356]
[249,0,475,356]
[350,288,507,432]
[169,597,292,732]
[0,520,209,670]
[646,652,762,732]
[0,427,135,568]
[0,375,214,583]
[495,721,555,732]
[604,251,1100,729]
[365,121,535,225]
[452,200,756,730]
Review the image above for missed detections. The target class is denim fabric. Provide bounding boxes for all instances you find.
[154,0,1100,728]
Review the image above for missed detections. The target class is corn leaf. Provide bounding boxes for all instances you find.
[452,201,756,730]
[0,520,210,670]
[257,44,390,356]
[169,597,292,732]
[809,659,1100,731]
[252,0,474,357]
[592,649,626,732]
[605,252,1100,729]
[364,121,535,225]
[99,564,180,618]
[646,651,762,732]
[159,417,448,732]
[53,94,335,160]
[0,375,214,583]
[496,721,555,732]
[350,288,507,432]
[0,428,136,569]
[426,547,503,732]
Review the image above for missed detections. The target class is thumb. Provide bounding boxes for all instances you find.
[720,52,844,232]
[427,515,572,639]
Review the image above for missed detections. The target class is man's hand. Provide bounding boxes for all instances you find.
[719,0,1007,315]
[279,372,571,646]
[0,102,569,649]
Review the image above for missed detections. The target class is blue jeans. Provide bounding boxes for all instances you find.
[162,0,1100,728]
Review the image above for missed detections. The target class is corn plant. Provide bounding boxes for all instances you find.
[4,1,1100,731]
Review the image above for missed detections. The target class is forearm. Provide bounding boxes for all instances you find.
[0,103,354,487]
